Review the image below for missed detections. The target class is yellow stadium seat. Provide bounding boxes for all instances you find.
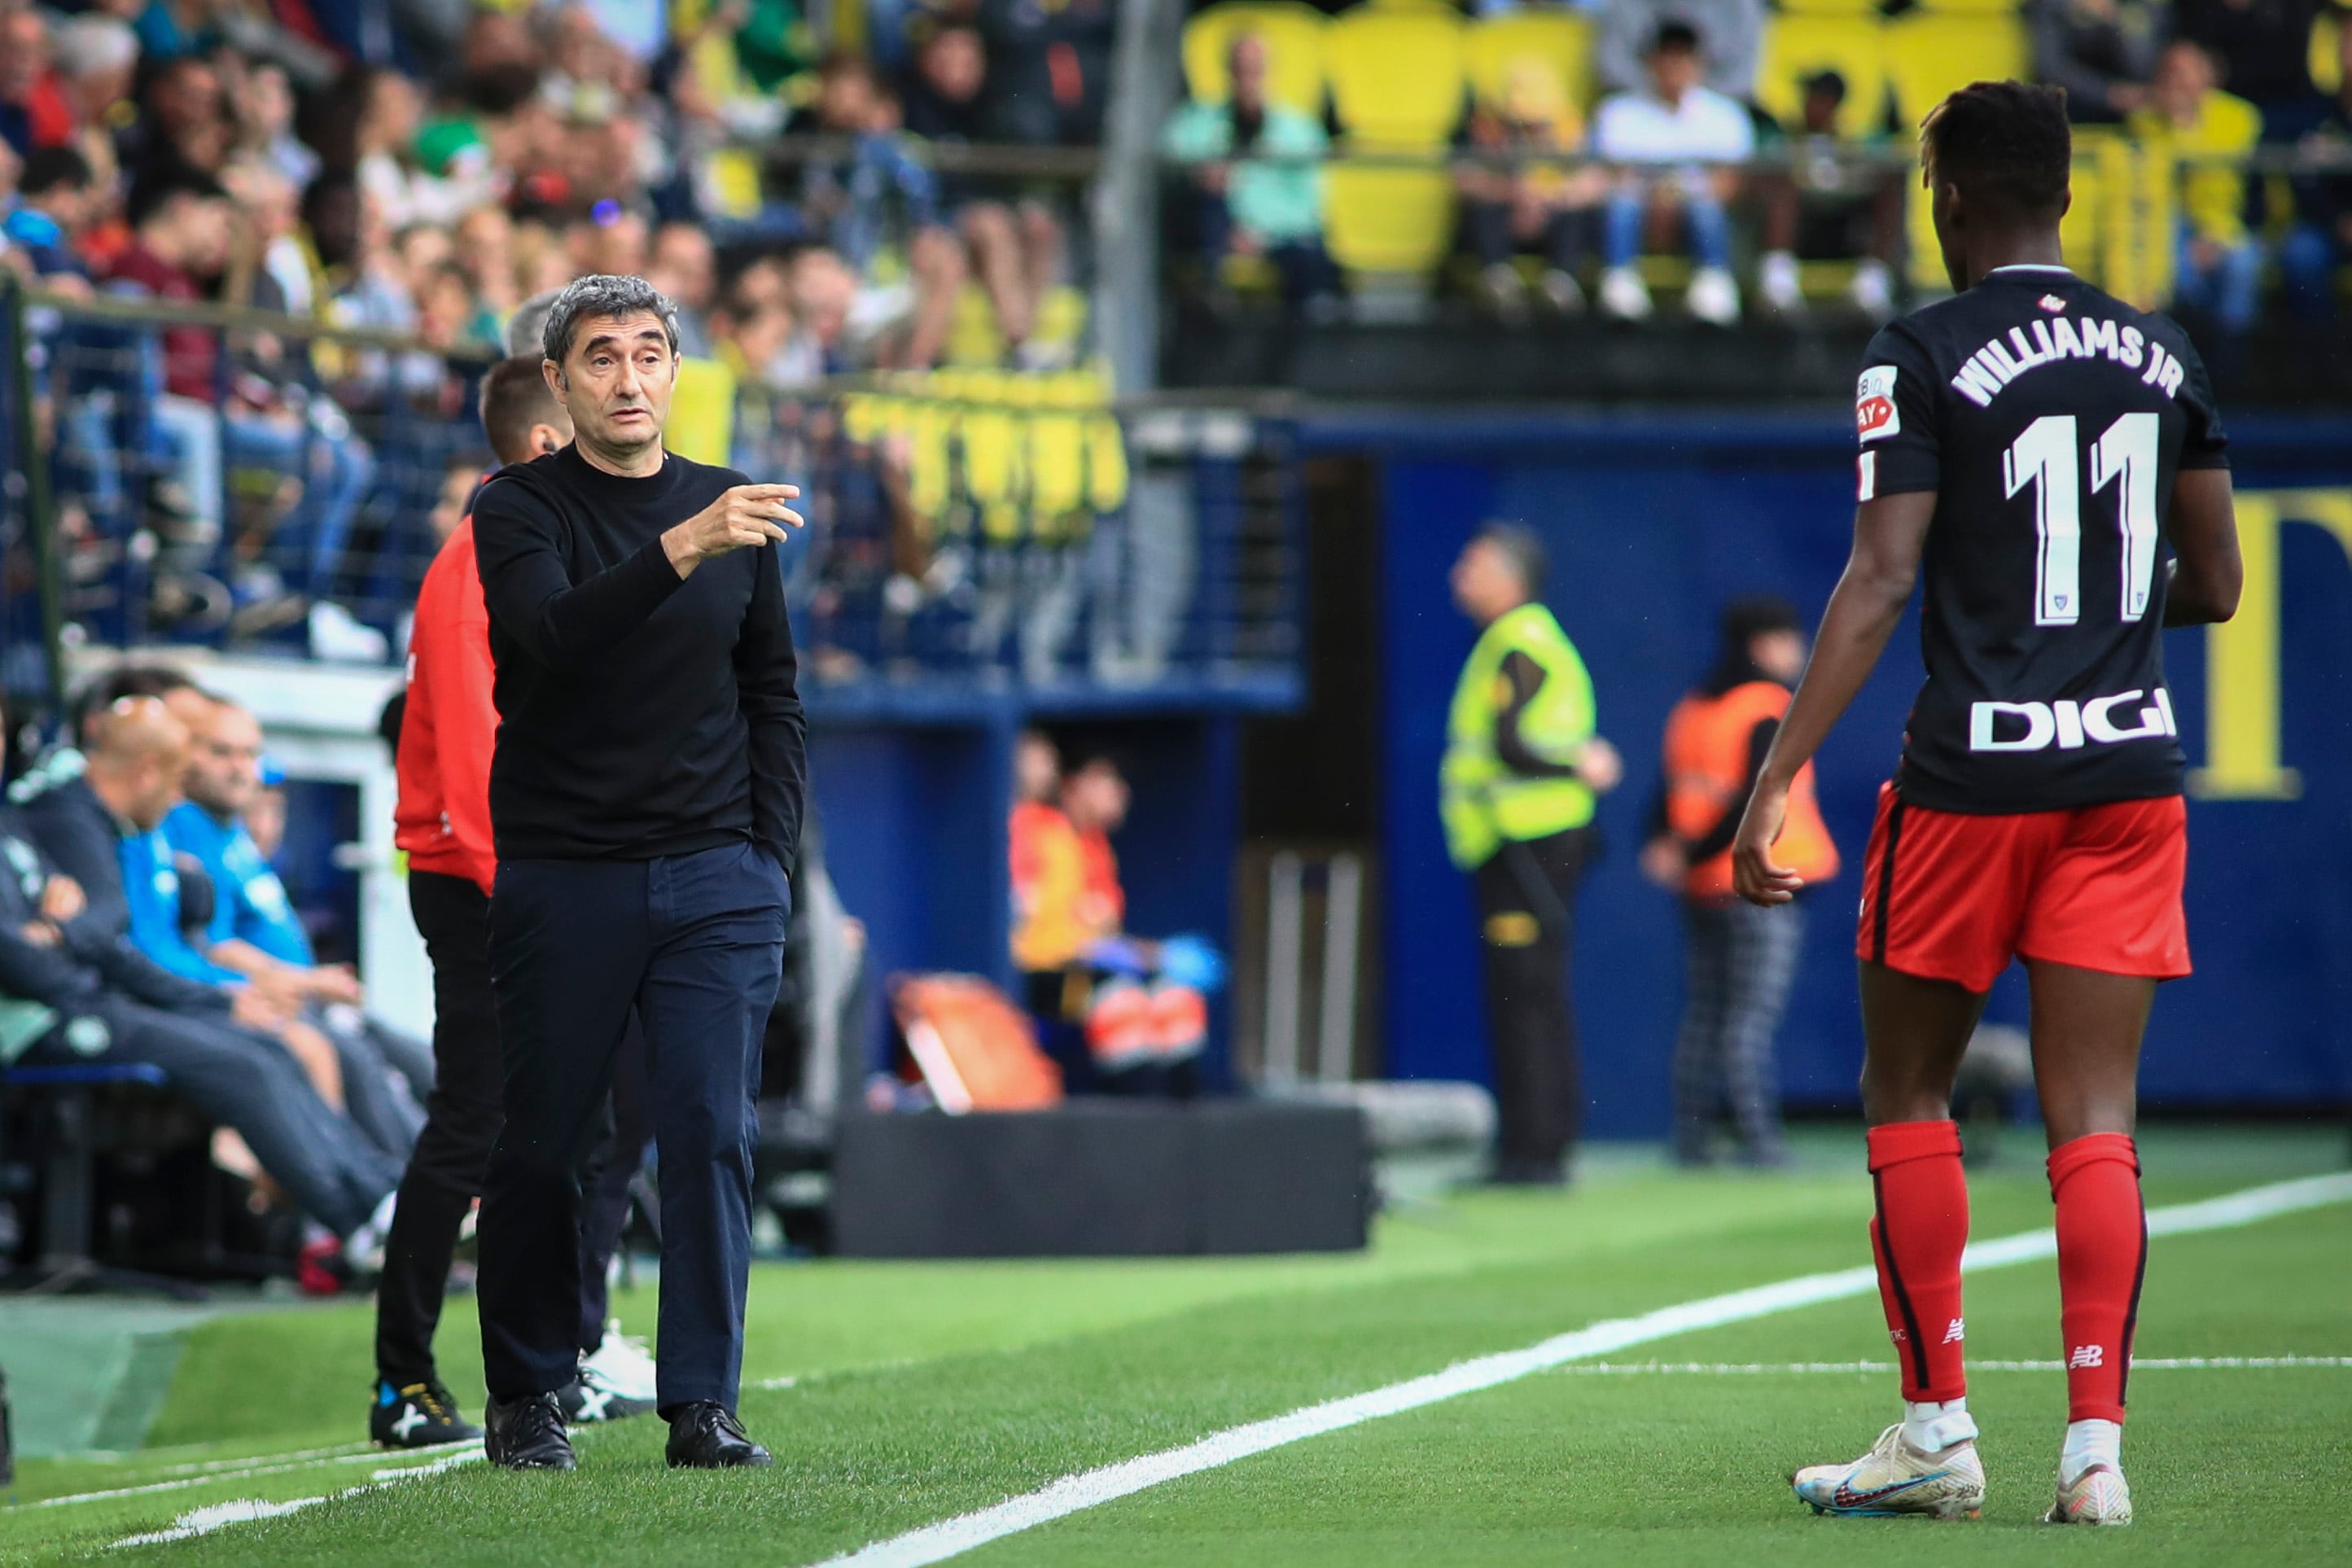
[1322,161,1456,276]
[1182,2,1330,117]
[1776,0,1880,13]
[2317,11,2342,94]
[1908,0,2024,13]
[1085,415,1129,515]
[1465,12,1597,114]
[1326,8,1466,148]
[1882,14,2032,129]
[1755,15,1889,140]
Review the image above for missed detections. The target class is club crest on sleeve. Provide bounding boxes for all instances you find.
[1855,366,1900,442]
[2039,294,2068,313]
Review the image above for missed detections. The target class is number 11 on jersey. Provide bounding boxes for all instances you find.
[2003,413,2161,629]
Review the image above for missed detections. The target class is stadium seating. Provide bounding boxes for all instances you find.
[1463,12,1597,115]
[1886,12,2033,286]
[1754,15,1890,142]
[2318,10,2342,94]
[1325,6,1466,148]
[1322,161,1457,282]
[1182,2,1330,117]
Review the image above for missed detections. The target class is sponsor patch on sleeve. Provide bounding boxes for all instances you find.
[1855,365,1900,444]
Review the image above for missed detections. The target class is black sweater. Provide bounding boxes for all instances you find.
[471,445,808,870]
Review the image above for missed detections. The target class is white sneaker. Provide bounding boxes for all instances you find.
[1759,250,1803,314]
[344,1191,398,1276]
[2045,1463,2132,1525]
[1598,265,1653,322]
[1793,1423,1986,1520]
[1686,265,1741,326]
[1538,269,1585,315]
[1851,257,1895,320]
[581,1321,659,1403]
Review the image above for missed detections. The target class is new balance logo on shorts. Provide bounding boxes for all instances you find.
[2069,1344,2106,1369]
[1942,1318,1965,1345]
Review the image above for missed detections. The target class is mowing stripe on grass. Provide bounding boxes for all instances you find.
[809,1170,2352,1568]
[1553,1356,2352,1376]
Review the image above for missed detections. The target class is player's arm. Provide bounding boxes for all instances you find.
[2163,468,2240,628]
[1731,491,1936,906]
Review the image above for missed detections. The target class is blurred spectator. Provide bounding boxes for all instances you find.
[2174,0,2327,125]
[456,204,520,326]
[1754,71,1900,321]
[1592,21,1753,325]
[49,16,138,200]
[1163,32,1334,309]
[1598,0,1763,103]
[2033,0,2171,125]
[1643,596,1836,1169]
[1456,59,1605,319]
[975,0,1119,147]
[125,53,230,182]
[5,146,98,288]
[231,58,320,191]
[647,220,718,355]
[904,24,1070,361]
[2284,23,2352,318]
[349,67,501,230]
[0,6,73,160]
[2130,41,2262,344]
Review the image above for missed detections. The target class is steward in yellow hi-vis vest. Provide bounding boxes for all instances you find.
[1441,602,1599,872]
[1444,526,1620,1187]
[1641,595,1835,1167]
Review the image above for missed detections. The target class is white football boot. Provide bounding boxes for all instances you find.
[1793,1423,1986,1520]
[2045,1462,2133,1525]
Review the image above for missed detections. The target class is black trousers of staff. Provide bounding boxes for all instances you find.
[1471,826,1593,1180]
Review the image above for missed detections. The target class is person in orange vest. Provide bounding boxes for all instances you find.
[1642,596,1838,1167]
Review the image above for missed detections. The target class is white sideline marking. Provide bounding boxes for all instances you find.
[808,1170,2352,1568]
[107,1452,482,1548]
[37,1445,471,1509]
[1554,1356,2352,1376]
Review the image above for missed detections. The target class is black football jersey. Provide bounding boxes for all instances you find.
[1855,265,2230,814]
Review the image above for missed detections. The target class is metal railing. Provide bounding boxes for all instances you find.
[0,284,1303,714]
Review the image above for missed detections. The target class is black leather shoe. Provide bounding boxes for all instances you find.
[484,1393,576,1470]
[664,1402,772,1469]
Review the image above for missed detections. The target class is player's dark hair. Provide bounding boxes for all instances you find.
[1650,20,1701,56]
[478,356,569,466]
[1475,523,1548,596]
[1921,79,2072,220]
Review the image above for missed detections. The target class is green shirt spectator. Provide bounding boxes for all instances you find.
[1162,84,1327,247]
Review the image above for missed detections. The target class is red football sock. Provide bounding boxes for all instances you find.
[2048,1132,2145,1425]
[1867,1120,1970,1403]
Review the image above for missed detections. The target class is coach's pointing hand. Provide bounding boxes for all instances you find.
[1731,777,1804,908]
[662,484,804,579]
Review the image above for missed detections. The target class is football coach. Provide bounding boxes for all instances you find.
[471,274,806,1471]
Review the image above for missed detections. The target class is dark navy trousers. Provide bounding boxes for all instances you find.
[478,841,787,1413]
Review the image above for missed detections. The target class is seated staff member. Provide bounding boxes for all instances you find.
[373,356,659,1450]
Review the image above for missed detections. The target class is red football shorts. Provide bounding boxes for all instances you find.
[1855,783,2190,994]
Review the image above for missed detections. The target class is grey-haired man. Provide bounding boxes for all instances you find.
[471,275,809,1471]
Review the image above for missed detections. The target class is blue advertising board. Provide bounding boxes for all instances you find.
[1311,410,2352,1137]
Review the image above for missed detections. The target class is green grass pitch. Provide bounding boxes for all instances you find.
[4,1126,2347,1566]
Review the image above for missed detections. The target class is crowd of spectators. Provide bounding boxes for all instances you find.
[0,0,1110,657]
[1162,0,2352,335]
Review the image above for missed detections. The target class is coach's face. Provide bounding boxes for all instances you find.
[547,310,677,459]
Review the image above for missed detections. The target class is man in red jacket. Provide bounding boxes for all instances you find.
[374,357,662,1446]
